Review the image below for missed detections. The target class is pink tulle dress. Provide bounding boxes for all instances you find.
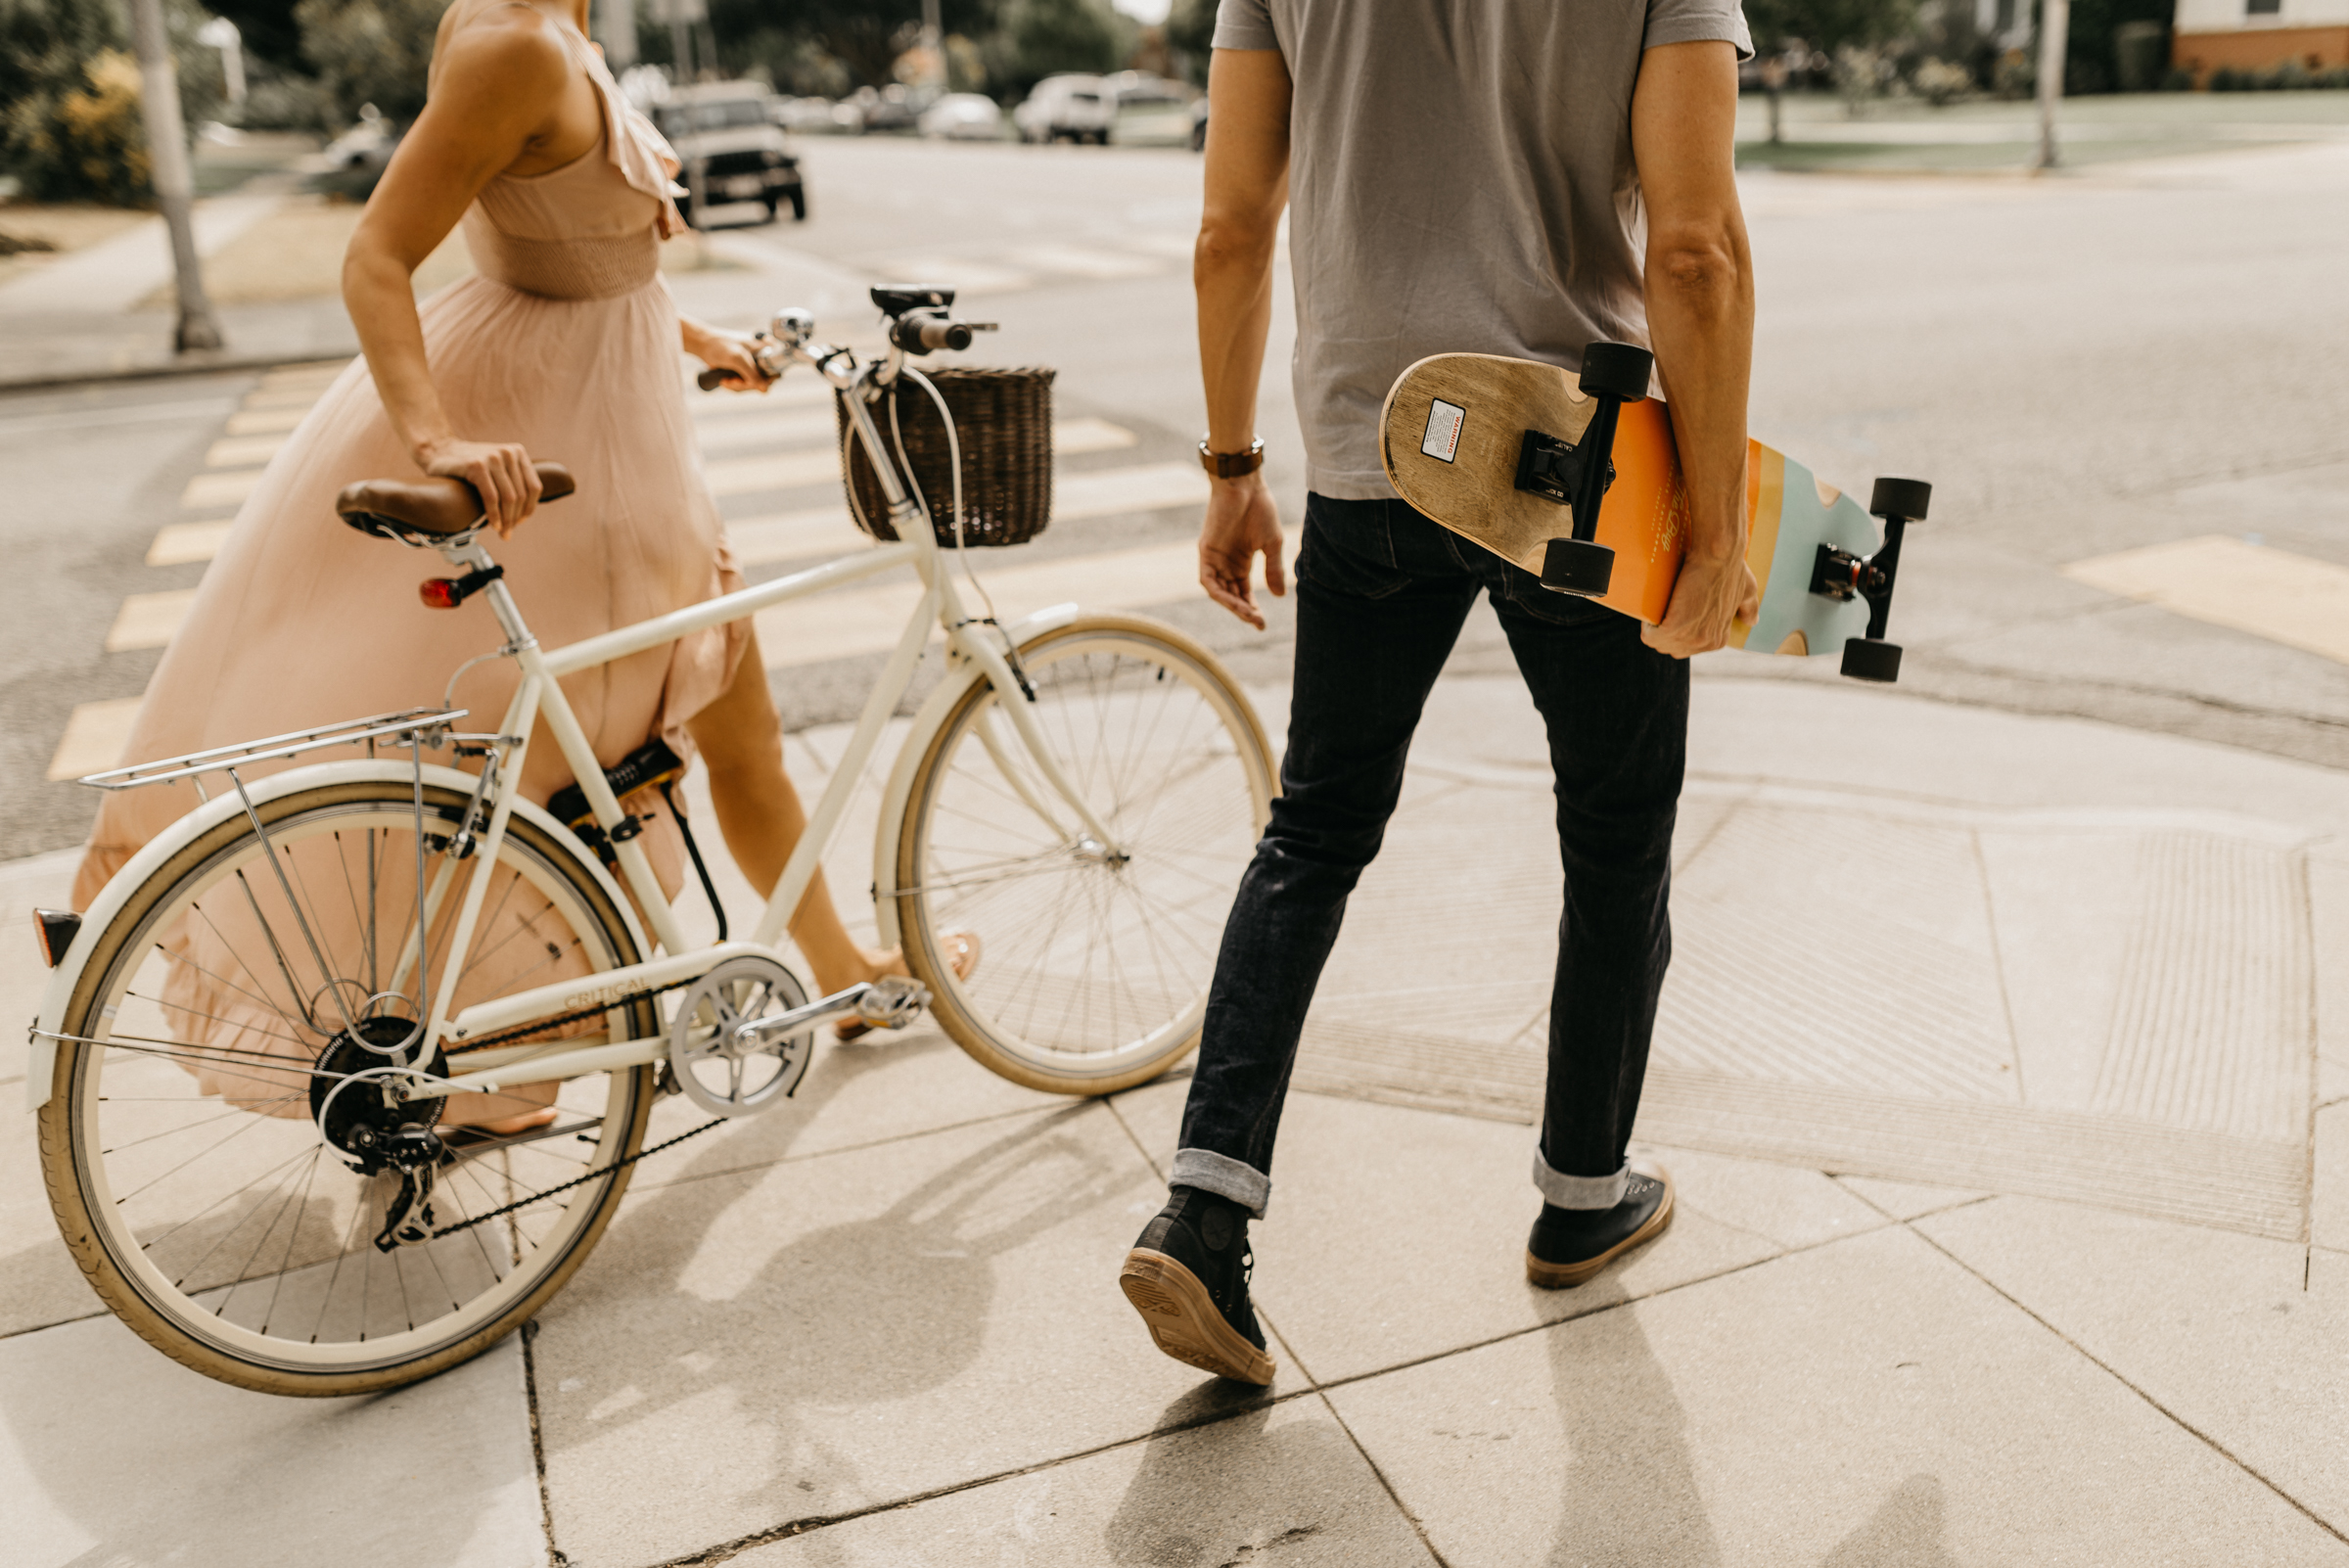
[76,23,745,1111]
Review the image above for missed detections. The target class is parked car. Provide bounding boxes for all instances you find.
[851,84,923,134]
[655,82,806,224]
[1013,74,1114,144]
[918,93,1006,141]
[774,96,850,135]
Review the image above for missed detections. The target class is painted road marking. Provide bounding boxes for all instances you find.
[223,407,311,436]
[240,387,332,411]
[1006,244,1161,280]
[48,698,142,780]
[701,420,1144,498]
[206,434,286,468]
[180,470,261,509]
[752,531,1292,669]
[106,588,200,652]
[729,461,1209,567]
[874,256,1034,295]
[1053,417,1138,454]
[257,362,348,390]
[146,520,236,566]
[2066,535,2349,665]
[695,407,842,456]
[686,378,837,416]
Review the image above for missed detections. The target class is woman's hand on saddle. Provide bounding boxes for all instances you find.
[419,437,543,537]
[685,320,773,393]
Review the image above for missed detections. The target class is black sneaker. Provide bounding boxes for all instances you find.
[1119,1185,1275,1385]
[1526,1159,1675,1289]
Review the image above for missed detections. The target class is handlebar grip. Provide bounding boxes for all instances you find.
[891,316,974,354]
[698,366,742,392]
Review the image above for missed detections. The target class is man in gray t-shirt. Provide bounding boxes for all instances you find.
[1119,0,1759,1386]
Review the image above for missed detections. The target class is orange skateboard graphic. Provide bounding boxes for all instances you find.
[1379,346,1930,682]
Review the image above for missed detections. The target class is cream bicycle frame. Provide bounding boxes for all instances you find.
[422,339,1130,1099]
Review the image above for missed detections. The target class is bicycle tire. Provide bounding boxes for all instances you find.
[37,777,659,1396]
[894,614,1273,1094]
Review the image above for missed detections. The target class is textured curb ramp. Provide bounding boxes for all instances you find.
[1292,771,2314,1241]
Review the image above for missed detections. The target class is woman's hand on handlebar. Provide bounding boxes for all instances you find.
[419,437,542,537]
[685,320,773,393]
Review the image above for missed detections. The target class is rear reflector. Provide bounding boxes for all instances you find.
[34,908,81,968]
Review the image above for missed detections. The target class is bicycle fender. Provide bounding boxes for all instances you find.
[26,760,645,1111]
[868,601,1082,949]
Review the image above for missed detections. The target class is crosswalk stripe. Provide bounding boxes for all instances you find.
[875,256,1036,295]
[729,461,1210,568]
[180,470,260,509]
[753,534,1262,669]
[258,362,349,391]
[695,407,840,455]
[207,434,286,469]
[106,588,200,653]
[48,698,142,781]
[240,387,330,412]
[146,520,236,566]
[223,407,311,437]
[1005,244,1161,281]
[2065,535,2349,664]
[1053,417,1138,455]
[703,448,842,497]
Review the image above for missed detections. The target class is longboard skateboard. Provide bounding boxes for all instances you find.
[1379,346,1929,682]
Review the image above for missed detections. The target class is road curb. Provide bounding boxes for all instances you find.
[0,350,355,397]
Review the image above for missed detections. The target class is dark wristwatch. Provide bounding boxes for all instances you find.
[1198,437,1265,480]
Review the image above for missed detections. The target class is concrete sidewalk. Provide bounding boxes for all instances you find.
[4,671,2343,1566]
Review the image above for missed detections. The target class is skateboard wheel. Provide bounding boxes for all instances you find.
[1841,637,1903,683]
[1541,537,1616,597]
[1868,477,1932,523]
[1577,343,1653,404]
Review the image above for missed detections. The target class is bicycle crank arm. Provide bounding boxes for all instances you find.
[733,975,929,1046]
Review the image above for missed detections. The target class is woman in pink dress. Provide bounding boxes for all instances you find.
[79,0,967,1126]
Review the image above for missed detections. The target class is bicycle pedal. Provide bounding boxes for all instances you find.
[854,975,929,1029]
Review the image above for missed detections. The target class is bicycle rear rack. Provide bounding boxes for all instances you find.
[75,707,473,791]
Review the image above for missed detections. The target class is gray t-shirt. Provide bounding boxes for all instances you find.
[1214,0,1752,499]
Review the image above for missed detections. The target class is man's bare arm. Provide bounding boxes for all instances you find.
[1632,40,1759,657]
[1194,48,1292,629]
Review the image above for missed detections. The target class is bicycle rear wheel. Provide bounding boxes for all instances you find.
[895,614,1274,1093]
[37,778,659,1395]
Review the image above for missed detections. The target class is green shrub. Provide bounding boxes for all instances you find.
[0,0,226,203]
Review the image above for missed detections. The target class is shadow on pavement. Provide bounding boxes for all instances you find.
[1544,1304,1721,1566]
[1821,1473,1960,1566]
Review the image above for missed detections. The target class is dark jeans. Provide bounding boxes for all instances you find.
[1169,493,1687,1217]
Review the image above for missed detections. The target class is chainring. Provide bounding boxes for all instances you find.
[667,954,814,1118]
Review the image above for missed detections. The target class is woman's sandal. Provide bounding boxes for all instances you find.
[835,931,981,1043]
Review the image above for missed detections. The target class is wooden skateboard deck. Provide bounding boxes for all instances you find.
[1379,353,1882,659]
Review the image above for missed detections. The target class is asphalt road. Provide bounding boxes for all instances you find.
[7,132,2349,862]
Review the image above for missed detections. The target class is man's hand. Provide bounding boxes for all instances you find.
[1199,473,1286,629]
[1643,550,1758,659]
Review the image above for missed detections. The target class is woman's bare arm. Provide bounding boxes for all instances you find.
[342,10,578,533]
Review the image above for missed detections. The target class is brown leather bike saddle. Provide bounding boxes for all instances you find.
[336,461,576,542]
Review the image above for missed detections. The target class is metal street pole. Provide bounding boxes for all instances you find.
[922,0,944,88]
[2036,0,2071,170]
[127,0,223,351]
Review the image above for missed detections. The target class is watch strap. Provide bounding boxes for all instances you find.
[1198,438,1265,480]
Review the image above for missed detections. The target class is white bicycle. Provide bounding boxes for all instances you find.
[28,289,1274,1395]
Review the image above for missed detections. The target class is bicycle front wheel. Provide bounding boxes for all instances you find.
[895,614,1274,1093]
[37,777,659,1395]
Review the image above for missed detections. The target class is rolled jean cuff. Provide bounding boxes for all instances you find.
[1170,1147,1271,1219]
[1534,1151,1628,1211]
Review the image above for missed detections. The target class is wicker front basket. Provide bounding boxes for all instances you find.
[837,367,1056,548]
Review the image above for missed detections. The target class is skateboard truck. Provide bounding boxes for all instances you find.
[1523,341,1654,599]
[1810,477,1930,683]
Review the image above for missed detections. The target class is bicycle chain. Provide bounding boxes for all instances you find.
[429,1112,725,1238]
[426,974,714,1238]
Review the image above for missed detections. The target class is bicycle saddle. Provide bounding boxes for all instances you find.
[870,284,954,316]
[336,462,576,542]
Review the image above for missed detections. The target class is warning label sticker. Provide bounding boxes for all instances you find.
[1420,398,1464,463]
